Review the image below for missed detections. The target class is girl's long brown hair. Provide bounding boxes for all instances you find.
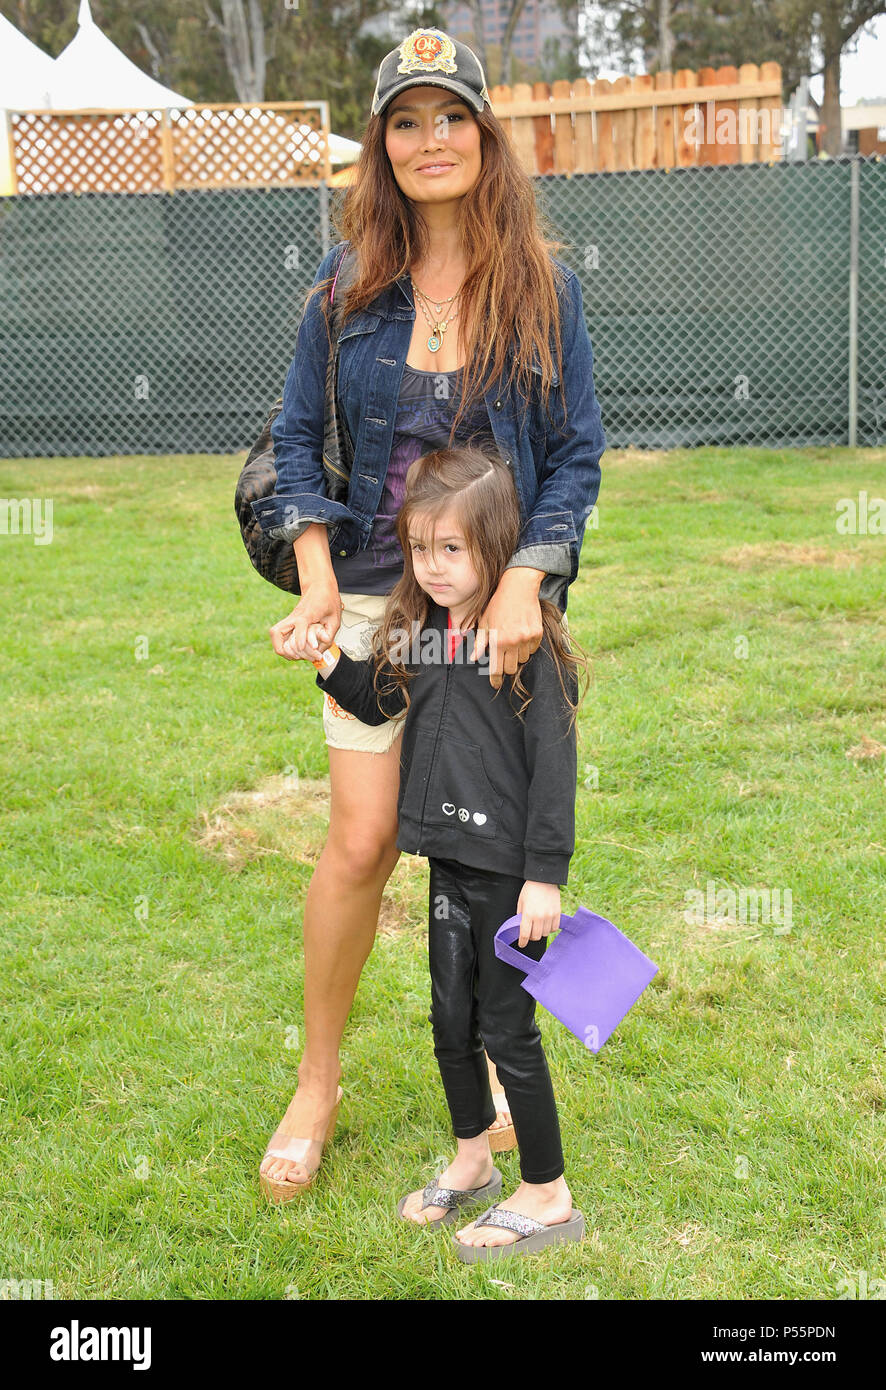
[368,447,588,731]
[300,94,571,441]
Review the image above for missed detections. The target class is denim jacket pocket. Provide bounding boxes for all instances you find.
[336,312,382,401]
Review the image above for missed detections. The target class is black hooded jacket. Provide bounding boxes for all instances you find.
[315,600,577,884]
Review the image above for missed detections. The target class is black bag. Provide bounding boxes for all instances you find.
[234,244,358,594]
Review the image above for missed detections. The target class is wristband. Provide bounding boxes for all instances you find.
[311,642,341,674]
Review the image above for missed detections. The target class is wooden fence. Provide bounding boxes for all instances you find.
[490,63,784,174]
[4,62,784,196]
[5,101,330,195]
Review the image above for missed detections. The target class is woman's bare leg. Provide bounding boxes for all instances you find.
[260,732,403,1185]
[486,1058,513,1133]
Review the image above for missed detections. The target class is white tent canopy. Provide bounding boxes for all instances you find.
[0,13,57,192]
[1,0,359,191]
[328,132,361,163]
[49,0,192,109]
[0,12,56,109]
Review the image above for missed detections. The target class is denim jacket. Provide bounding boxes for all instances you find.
[252,241,605,597]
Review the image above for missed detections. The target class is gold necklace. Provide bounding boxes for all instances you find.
[412,282,460,316]
[413,285,461,353]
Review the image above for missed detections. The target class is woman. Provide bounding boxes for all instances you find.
[254,26,605,1199]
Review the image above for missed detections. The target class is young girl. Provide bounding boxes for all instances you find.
[286,445,587,1261]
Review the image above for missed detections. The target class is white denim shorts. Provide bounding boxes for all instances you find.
[321,591,570,753]
[321,592,407,753]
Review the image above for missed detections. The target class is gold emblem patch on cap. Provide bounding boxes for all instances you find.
[396,29,458,76]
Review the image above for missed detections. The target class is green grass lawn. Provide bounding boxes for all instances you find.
[1,446,884,1301]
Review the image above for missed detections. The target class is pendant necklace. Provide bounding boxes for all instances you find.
[414,284,461,354]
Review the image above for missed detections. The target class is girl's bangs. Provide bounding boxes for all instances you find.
[405,494,468,549]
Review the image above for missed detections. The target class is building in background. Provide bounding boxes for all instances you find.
[441,2,574,77]
[841,102,886,155]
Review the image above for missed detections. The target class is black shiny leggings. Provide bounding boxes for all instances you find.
[427,857,565,1184]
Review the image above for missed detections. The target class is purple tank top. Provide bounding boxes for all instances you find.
[331,364,496,595]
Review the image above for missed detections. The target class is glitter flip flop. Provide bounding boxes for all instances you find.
[397,1168,503,1228]
[452,1204,585,1261]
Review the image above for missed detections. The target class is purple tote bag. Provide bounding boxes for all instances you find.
[494,907,658,1052]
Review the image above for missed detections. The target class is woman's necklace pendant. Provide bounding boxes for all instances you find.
[428,321,446,353]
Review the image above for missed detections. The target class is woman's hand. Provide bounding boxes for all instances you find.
[269,582,342,662]
[472,567,544,689]
[516,881,562,947]
[280,623,331,662]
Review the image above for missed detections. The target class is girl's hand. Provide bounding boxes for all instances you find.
[472,568,544,689]
[269,582,342,662]
[516,881,561,947]
[281,623,331,662]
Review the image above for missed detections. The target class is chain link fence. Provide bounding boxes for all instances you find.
[1,184,331,458]
[1,155,883,459]
[540,155,884,448]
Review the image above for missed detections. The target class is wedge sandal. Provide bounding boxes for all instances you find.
[487,1091,517,1153]
[259,1084,343,1204]
[452,1203,585,1261]
[397,1168,502,1228]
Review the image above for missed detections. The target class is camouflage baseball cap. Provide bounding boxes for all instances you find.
[371,28,491,119]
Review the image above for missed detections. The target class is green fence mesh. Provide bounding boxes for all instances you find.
[540,156,884,448]
[1,185,328,458]
[1,156,883,458]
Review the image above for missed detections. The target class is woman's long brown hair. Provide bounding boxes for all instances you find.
[368,447,589,732]
[300,96,571,441]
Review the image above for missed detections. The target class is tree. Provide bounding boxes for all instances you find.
[585,1,815,79]
[583,0,885,151]
[657,0,676,70]
[499,0,529,83]
[461,0,488,74]
[784,1,886,154]
[455,0,582,84]
[4,0,87,54]
[1,0,428,135]
[200,0,270,102]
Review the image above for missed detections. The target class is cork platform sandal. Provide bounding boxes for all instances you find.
[259,1085,343,1204]
[487,1092,517,1153]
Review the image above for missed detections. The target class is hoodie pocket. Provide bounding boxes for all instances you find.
[424,738,503,840]
[398,729,436,826]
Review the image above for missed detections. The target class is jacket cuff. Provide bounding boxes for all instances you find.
[314,657,353,698]
[523,850,571,885]
[250,492,357,539]
[514,511,578,550]
[505,541,573,577]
